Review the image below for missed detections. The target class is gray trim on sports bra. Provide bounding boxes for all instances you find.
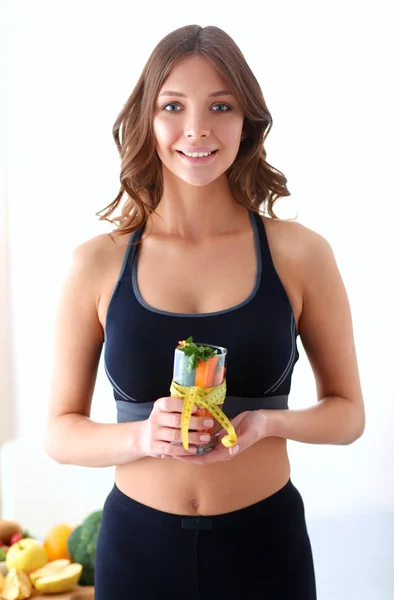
[130,210,263,318]
[116,395,289,423]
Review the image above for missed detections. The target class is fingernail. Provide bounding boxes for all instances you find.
[200,434,211,442]
[230,445,239,455]
[204,420,214,427]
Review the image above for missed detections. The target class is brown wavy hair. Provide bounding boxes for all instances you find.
[96,24,292,237]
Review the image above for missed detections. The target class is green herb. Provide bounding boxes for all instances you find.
[178,336,218,372]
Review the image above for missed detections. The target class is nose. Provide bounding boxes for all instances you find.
[184,112,211,139]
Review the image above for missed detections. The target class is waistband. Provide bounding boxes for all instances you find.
[109,479,300,531]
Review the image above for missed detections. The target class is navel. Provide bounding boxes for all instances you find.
[191,498,200,511]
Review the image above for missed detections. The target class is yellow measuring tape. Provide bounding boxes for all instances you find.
[170,379,238,451]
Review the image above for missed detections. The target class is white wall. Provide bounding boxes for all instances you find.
[2,0,393,524]
[0,0,16,456]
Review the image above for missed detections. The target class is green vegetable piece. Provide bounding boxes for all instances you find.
[178,336,218,372]
[67,509,103,586]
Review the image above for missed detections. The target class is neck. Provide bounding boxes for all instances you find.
[152,173,246,242]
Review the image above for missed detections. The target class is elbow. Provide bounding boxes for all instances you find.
[44,435,59,464]
[45,445,67,465]
[342,405,366,445]
[352,402,366,442]
[352,416,366,443]
[344,425,364,445]
[44,423,66,464]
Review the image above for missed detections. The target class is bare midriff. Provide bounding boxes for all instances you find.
[115,437,291,515]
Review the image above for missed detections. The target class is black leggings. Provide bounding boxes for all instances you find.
[94,479,317,599]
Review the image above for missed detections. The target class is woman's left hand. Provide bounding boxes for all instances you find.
[172,410,270,465]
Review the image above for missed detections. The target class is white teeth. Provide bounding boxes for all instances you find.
[182,151,214,158]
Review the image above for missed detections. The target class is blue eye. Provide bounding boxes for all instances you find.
[212,104,231,112]
[162,103,232,112]
[163,103,181,112]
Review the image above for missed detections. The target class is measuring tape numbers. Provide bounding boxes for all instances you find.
[170,379,238,451]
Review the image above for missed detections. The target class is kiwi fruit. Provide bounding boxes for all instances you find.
[0,521,22,546]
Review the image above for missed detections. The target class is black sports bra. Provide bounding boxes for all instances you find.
[104,210,299,423]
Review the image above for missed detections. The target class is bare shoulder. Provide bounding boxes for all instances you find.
[261,215,336,290]
[71,229,129,262]
[261,214,329,254]
[67,230,132,333]
[68,230,130,287]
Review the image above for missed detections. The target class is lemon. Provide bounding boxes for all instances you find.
[6,538,48,574]
[30,561,82,594]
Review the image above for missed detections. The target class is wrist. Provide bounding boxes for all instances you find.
[132,420,149,459]
[260,409,284,440]
[120,420,147,463]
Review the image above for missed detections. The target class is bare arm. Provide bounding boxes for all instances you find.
[44,237,207,466]
[44,238,146,467]
[267,229,365,445]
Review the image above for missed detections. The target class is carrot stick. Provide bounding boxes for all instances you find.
[202,356,217,387]
[195,360,206,387]
[195,355,219,431]
[212,366,225,387]
[196,355,219,387]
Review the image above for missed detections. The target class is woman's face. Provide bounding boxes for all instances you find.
[153,55,244,187]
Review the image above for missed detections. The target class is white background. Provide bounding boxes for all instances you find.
[1,1,393,597]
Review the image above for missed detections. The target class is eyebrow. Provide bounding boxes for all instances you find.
[158,90,234,98]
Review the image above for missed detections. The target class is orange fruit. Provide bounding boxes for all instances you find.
[43,524,75,561]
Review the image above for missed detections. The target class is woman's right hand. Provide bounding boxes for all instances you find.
[139,397,215,458]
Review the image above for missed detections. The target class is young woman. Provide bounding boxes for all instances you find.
[45,24,365,599]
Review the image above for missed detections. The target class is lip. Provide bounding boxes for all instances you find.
[177,147,218,153]
[177,150,218,165]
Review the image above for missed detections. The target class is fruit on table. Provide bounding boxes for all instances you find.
[6,538,48,574]
[67,509,103,586]
[0,571,5,593]
[43,523,75,561]
[0,556,9,576]
[9,533,23,546]
[29,559,82,594]
[0,522,22,547]
[0,546,9,562]
[29,558,70,586]
[0,568,32,600]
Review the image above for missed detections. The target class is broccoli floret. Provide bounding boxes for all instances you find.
[78,564,95,587]
[67,509,103,586]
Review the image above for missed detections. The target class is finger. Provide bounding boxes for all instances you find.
[158,412,215,431]
[189,415,215,430]
[155,441,197,457]
[156,427,213,447]
[154,397,198,414]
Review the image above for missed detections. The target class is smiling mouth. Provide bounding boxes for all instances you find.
[176,150,218,157]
